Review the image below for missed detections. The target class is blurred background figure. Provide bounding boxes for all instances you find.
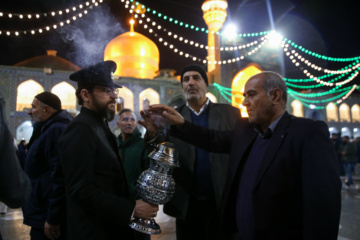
[0,100,31,240]
[339,136,357,188]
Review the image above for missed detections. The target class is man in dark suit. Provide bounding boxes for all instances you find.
[141,71,341,240]
[59,61,158,240]
[143,64,240,240]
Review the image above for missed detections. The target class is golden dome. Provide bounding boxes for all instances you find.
[104,29,159,79]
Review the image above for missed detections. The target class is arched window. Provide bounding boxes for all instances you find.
[351,104,360,123]
[231,64,262,117]
[117,86,134,111]
[139,88,160,111]
[326,103,338,122]
[16,80,44,111]
[117,97,125,113]
[339,103,350,122]
[206,92,217,103]
[291,100,303,117]
[51,82,76,110]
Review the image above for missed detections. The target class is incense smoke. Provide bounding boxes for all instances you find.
[59,3,124,67]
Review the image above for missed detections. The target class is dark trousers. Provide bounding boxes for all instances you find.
[30,228,49,240]
[30,227,66,240]
[176,197,219,240]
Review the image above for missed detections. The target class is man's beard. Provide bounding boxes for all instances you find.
[92,96,115,121]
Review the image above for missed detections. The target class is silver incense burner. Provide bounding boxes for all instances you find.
[129,142,179,235]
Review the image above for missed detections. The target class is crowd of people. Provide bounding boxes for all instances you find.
[1,60,357,240]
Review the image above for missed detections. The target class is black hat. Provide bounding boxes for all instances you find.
[35,92,62,110]
[180,64,208,86]
[69,60,122,88]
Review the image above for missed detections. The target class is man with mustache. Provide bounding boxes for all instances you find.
[59,61,158,240]
[141,71,341,240]
[145,64,241,240]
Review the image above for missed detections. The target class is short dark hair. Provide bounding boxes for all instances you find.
[118,108,133,116]
[75,83,94,106]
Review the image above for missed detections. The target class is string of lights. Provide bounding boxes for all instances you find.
[213,81,360,109]
[133,12,267,53]
[282,38,360,62]
[0,0,103,36]
[138,19,270,64]
[282,43,360,87]
[282,43,360,75]
[0,0,102,20]
[124,0,360,64]
[123,0,270,38]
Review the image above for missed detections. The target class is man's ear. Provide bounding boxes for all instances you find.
[42,105,50,114]
[271,88,282,105]
[81,89,91,102]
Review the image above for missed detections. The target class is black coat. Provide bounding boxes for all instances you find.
[171,112,341,240]
[59,107,136,240]
[23,110,73,228]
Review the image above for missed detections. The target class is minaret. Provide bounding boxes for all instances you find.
[202,0,228,84]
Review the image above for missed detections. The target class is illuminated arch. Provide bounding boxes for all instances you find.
[51,82,76,110]
[351,104,360,123]
[139,88,160,111]
[291,100,304,117]
[231,64,262,117]
[206,92,217,103]
[341,127,351,137]
[117,86,134,112]
[353,128,360,138]
[17,80,44,111]
[326,103,338,122]
[339,103,350,122]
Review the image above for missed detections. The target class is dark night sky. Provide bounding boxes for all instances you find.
[0,0,359,80]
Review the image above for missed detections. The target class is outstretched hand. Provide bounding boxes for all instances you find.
[148,104,185,126]
[138,105,185,138]
[138,108,166,139]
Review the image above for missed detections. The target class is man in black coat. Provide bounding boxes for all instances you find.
[141,71,341,240]
[23,92,73,240]
[59,61,158,240]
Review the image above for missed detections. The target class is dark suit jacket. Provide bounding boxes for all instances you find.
[59,107,136,240]
[170,112,341,240]
[163,101,240,219]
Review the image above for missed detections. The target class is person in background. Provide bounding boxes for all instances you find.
[22,92,72,240]
[116,108,151,240]
[339,135,357,188]
[0,101,31,240]
[59,61,158,240]
[141,71,341,240]
[143,64,241,240]
[116,108,150,199]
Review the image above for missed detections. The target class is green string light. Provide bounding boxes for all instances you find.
[131,0,360,62]
[213,82,359,109]
[284,38,360,62]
